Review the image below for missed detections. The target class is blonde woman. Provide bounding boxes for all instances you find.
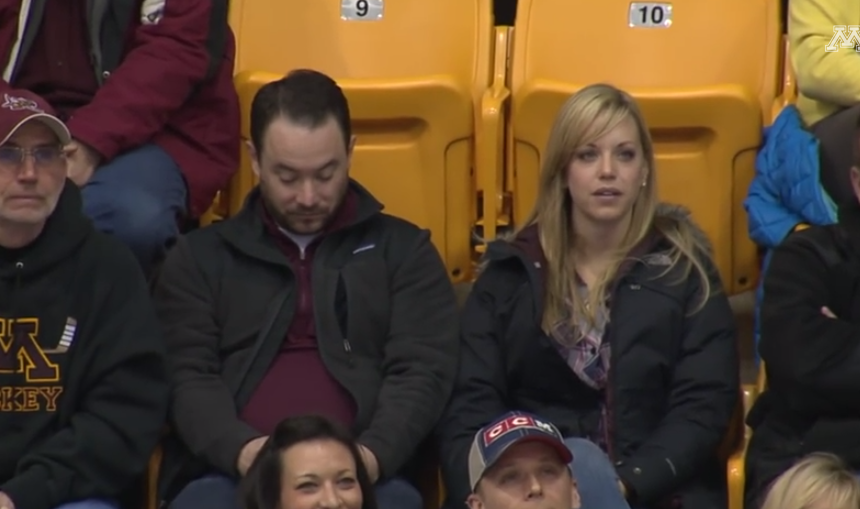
[436,84,739,509]
[760,453,860,509]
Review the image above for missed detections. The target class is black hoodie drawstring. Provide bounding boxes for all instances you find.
[11,261,22,320]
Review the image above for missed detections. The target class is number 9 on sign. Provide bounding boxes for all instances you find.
[341,0,384,21]
[628,2,672,28]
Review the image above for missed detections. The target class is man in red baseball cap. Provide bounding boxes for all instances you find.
[0,0,239,278]
[0,89,168,509]
[0,91,70,143]
[0,90,71,238]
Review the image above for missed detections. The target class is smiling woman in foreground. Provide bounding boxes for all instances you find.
[241,416,378,509]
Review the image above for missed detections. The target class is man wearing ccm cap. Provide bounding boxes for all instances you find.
[467,411,630,509]
[0,90,168,509]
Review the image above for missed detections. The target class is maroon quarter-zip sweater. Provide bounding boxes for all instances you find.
[239,192,359,434]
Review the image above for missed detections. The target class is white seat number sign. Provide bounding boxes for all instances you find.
[341,0,384,21]
[628,3,673,28]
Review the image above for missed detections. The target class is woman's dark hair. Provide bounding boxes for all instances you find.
[240,415,378,509]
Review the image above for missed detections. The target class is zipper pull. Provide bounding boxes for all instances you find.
[343,339,354,366]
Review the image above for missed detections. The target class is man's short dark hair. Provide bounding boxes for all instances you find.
[249,69,352,155]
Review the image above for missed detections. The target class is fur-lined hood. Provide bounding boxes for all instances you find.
[650,203,714,255]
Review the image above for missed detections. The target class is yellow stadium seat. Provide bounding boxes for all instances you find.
[508,0,781,295]
[727,383,759,509]
[757,362,768,394]
[728,364,767,509]
[145,427,171,509]
[228,0,505,283]
[438,470,446,508]
[145,443,162,509]
[777,36,797,112]
[476,27,514,253]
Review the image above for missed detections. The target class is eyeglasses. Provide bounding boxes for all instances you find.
[0,145,64,170]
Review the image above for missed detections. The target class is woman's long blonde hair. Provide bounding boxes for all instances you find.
[516,84,714,335]
[761,453,860,509]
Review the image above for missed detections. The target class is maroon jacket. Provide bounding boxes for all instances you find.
[0,0,240,217]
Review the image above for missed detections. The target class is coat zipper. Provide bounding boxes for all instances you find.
[299,238,359,432]
[300,244,354,365]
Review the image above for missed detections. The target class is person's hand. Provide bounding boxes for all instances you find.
[65,139,101,186]
[822,306,838,319]
[358,444,380,483]
[0,492,15,509]
[237,436,269,476]
[617,479,627,498]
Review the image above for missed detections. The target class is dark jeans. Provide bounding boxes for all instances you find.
[564,437,633,509]
[81,143,187,276]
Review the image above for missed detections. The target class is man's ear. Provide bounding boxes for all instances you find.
[247,140,261,178]
[570,477,581,509]
[466,493,483,509]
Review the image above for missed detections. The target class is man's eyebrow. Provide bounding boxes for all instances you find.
[274,159,338,173]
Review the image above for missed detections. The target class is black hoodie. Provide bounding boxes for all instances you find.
[0,182,168,509]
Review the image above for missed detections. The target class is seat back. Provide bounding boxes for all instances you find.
[509,0,781,294]
[782,36,797,106]
[757,361,768,394]
[228,0,496,283]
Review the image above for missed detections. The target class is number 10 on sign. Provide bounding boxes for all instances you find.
[341,0,384,21]
[628,3,672,28]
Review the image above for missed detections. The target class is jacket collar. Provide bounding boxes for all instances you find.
[217,179,383,265]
